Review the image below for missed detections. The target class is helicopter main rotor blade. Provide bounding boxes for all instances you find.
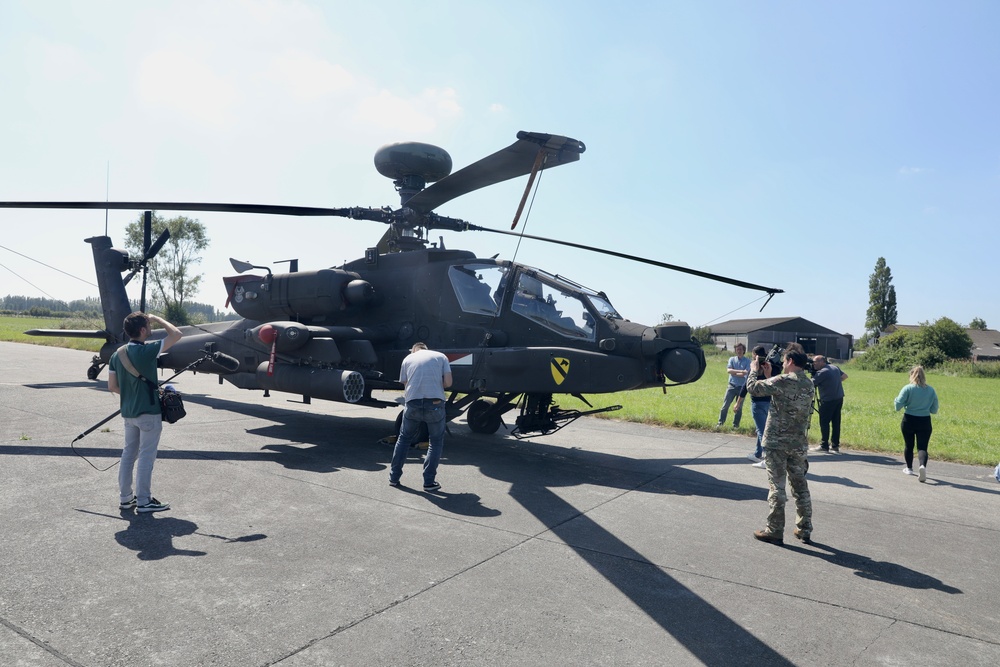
[404,132,586,215]
[469,224,784,295]
[0,201,357,217]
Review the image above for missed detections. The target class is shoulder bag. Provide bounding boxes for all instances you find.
[116,345,186,423]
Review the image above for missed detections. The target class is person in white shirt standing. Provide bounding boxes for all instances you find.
[388,343,453,492]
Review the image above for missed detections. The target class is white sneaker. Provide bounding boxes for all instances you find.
[752,461,767,469]
[903,467,914,475]
[918,465,926,482]
[747,453,762,463]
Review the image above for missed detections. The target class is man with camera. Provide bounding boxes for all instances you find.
[745,345,815,545]
[738,345,781,466]
[108,312,183,513]
[810,355,848,454]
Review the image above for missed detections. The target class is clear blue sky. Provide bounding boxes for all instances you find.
[2,1,997,339]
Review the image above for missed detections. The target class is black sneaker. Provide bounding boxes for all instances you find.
[389,479,400,487]
[809,445,830,453]
[423,482,441,492]
[119,495,137,510]
[137,498,170,513]
[830,447,841,454]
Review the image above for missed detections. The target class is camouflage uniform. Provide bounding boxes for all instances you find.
[746,366,815,539]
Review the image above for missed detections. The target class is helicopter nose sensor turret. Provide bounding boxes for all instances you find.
[660,348,703,384]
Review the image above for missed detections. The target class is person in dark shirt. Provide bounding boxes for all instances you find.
[108,312,183,513]
[810,355,848,454]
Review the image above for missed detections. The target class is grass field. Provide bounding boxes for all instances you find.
[3,315,998,467]
[0,315,104,352]
[557,351,1000,467]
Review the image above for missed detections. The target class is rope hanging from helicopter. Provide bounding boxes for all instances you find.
[462,149,549,427]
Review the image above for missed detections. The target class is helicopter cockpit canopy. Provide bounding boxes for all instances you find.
[448,263,507,316]
[446,262,623,342]
[510,269,617,341]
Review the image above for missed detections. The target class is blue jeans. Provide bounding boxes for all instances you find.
[751,399,770,458]
[718,384,743,427]
[390,398,446,486]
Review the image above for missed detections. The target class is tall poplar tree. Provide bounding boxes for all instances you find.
[865,257,897,340]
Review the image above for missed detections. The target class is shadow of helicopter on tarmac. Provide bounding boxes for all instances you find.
[18,381,965,664]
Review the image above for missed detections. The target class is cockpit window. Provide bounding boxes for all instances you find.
[449,264,507,316]
[511,273,596,340]
[589,294,621,320]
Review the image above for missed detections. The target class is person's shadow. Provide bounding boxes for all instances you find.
[114,511,208,560]
[786,540,962,593]
[389,484,501,518]
[77,509,266,560]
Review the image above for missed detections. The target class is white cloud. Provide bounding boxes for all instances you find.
[898,166,927,176]
[265,50,355,102]
[136,49,240,127]
[354,87,463,136]
[31,38,102,83]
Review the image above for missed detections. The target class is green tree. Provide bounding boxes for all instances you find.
[969,317,988,330]
[691,325,714,346]
[124,213,209,322]
[865,257,897,340]
[913,317,973,360]
[659,312,675,324]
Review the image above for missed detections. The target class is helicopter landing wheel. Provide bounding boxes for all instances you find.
[467,399,502,434]
[86,364,102,381]
[394,410,429,443]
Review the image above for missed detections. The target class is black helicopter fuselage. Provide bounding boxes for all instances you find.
[6,130,777,436]
[79,234,705,436]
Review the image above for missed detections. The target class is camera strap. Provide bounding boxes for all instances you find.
[116,344,160,404]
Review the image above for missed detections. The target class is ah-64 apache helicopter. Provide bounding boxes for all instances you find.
[1,131,781,438]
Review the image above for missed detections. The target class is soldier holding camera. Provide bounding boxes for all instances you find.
[746,345,815,545]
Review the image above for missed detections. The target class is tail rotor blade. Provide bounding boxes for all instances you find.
[145,228,170,261]
[143,212,152,256]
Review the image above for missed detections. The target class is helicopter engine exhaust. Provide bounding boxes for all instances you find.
[254,363,365,404]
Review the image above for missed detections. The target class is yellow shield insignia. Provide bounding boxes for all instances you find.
[551,357,570,385]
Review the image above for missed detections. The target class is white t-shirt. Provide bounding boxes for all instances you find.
[400,349,451,402]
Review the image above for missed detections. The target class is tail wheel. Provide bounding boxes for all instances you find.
[467,399,502,434]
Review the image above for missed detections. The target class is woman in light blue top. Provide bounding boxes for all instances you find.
[894,365,939,482]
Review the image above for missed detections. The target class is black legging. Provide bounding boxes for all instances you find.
[901,413,932,469]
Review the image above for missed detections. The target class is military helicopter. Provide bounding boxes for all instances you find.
[0,131,782,437]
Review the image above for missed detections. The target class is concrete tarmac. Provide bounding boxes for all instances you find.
[1,341,998,666]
